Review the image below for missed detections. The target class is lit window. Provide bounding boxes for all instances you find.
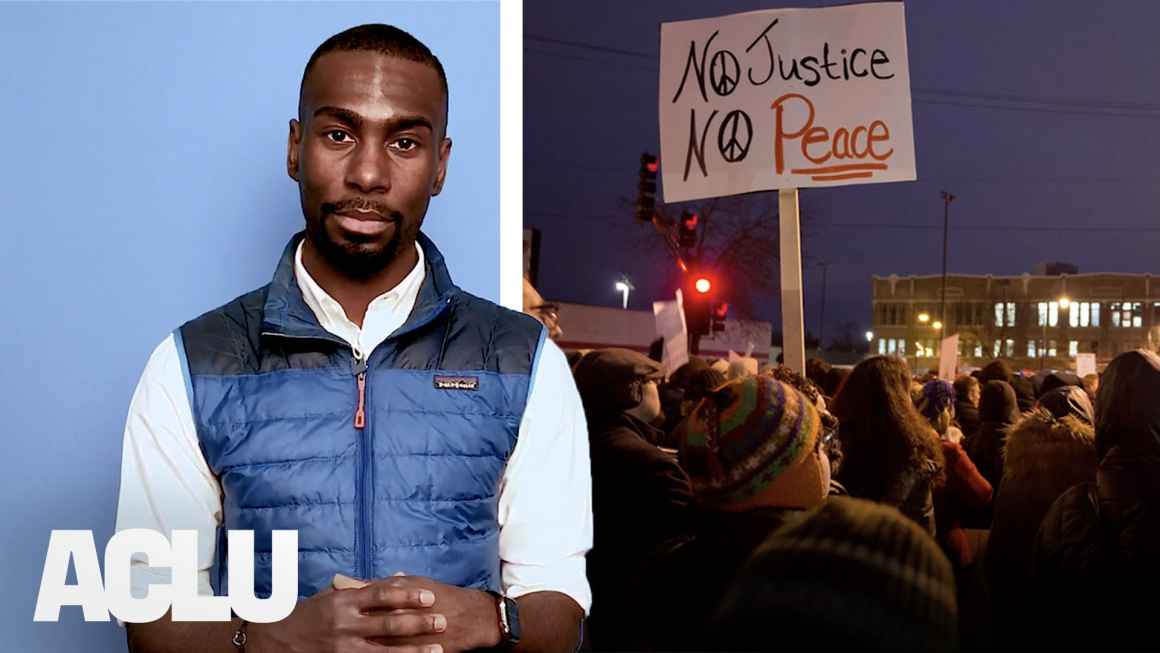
[1092,302,1100,327]
[1007,303,1017,326]
[974,342,983,358]
[993,340,1001,357]
[1027,340,1037,358]
[1005,339,1015,357]
[1070,304,1080,328]
[879,339,886,355]
[899,339,907,355]
[1069,340,1079,357]
[995,303,1004,327]
[1049,302,1059,327]
[1038,302,1048,327]
[888,339,897,354]
[1047,340,1057,356]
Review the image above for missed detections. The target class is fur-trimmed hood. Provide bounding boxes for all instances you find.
[1002,408,1096,485]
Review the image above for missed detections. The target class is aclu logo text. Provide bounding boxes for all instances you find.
[34,529,298,623]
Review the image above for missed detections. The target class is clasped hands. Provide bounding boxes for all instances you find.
[246,572,502,653]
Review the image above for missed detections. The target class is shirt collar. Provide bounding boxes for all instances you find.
[293,238,426,342]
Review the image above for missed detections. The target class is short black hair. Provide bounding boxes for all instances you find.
[299,24,448,125]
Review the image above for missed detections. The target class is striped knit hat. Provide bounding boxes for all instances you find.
[711,497,959,650]
[679,375,823,509]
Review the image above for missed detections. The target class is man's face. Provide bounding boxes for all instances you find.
[288,51,451,277]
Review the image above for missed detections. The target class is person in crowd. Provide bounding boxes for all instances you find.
[571,348,693,650]
[831,356,945,535]
[824,366,851,402]
[968,380,1021,489]
[769,365,845,492]
[979,359,1015,386]
[1037,385,1094,425]
[1081,372,1099,403]
[1031,350,1160,650]
[985,386,1096,650]
[628,375,832,650]
[709,497,959,651]
[1011,375,1037,412]
[1038,371,1080,397]
[918,380,992,567]
[806,357,832,391]
[953,375,982,444]
[660,360,727,446]
[522,277,563,341]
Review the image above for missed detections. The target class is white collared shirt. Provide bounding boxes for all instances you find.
[114,240,593,613]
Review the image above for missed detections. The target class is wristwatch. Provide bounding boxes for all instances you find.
[232,619,248,650]
[489,591,521,649]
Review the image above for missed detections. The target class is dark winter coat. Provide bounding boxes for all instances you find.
[985,409,1096,648]
[628,507,804,651]
[1028,350,1160,651]
[586,412,694,650]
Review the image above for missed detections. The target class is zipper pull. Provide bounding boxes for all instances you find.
[353,353,367,429]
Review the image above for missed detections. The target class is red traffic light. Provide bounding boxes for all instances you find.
[713,302,729,319]
[646,161,658,173]
[694,277,712,294]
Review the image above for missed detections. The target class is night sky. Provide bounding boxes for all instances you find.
[524,0,1160,344]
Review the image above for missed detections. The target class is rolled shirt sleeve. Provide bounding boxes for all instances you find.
[113,333,221,601]
[497,337,593,614]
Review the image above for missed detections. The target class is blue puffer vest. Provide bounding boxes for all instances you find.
[174,232,546,598]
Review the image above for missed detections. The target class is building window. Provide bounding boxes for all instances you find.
[879,339,886,355]
[995,302,1016,327]
[1027,340,1037,358]
[1070,301,1099,327]
[1005,339,1015,357]
[1047,340,1057,356]
[1069,340,1079,357]
[993,340,1001,357]
[974,342,983,358]
[887,339,897,354]
[1111,302,1142,328]
[899,339,906,355]
[1038,301,1063,327]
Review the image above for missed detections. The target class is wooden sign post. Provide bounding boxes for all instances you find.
[779,188,806,374]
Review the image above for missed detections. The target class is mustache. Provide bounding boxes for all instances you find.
[322,199,401,220]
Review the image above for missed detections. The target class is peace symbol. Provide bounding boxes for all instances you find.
[717,110,752,163]
[710,50,741,97]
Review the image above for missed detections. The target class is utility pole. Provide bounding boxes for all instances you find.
[940,191,956,343]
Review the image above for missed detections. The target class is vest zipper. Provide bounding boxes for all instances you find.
[353,350,372,580]
[353,354,368,429]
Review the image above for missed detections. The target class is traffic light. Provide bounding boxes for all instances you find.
[636,153,658,222]
[684,272,715,338]
[711,302,729,333]
[678,210,699,248]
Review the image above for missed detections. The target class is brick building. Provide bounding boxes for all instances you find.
[870,272,1160,372]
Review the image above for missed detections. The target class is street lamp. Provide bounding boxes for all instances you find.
[918,312,930,324]
[865,331,874,342]
[932,320,943,331]
[614,278,633,310]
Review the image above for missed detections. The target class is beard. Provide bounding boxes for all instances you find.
[305,211,406,280]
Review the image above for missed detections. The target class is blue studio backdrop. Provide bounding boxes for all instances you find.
[0,2,499,650]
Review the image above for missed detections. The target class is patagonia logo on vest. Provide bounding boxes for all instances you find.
[434,375,480,391]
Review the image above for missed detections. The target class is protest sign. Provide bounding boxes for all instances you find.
[659,2,915,202]
[1076,352,1097,378]
[654,290,690,379]
[939,334,959,382]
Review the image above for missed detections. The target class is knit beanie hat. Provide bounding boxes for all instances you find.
[679,375,826,510]
[710,496,959,651]
[918,379,956,422]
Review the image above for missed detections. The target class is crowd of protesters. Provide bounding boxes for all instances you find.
[542,309,1159,650]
